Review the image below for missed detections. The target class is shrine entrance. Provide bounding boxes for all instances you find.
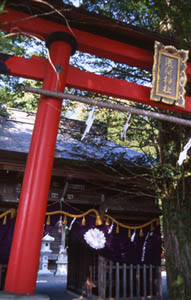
[0,0,190,298]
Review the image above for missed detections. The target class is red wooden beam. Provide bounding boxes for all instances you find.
[0,8,156,71]
[67,66,191,114]
[3,55,46,80]
[3,55,191,114]
[1,9,191,113]
[2,8,191,83]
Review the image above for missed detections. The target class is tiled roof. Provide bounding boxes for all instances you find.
[0,109,145,164]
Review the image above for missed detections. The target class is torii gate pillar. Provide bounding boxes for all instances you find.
[4,32,76,295]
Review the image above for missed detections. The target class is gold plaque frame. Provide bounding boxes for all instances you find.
[150,41,189,107]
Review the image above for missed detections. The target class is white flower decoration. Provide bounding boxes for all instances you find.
[84,228,106,249]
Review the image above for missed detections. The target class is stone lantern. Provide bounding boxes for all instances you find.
[38,234,55,276]
[55,224,68,276]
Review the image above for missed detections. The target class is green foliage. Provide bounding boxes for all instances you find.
[0,0,6,14]
[0,103,8,117]
[153,0,191,45]
[0,29,47,113]
[80,0,159,30]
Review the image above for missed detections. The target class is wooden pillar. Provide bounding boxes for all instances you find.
[98,256,107,300]
[4,32,76,295]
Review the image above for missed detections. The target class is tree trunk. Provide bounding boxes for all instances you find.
[162,198,191,300]
[156,119,191,299]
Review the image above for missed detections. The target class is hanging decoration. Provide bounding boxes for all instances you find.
[177,138,191,166]
[108,222,114,234]
[0,206,159,238]
[0,208,16,225]
[45,204,161,265]
[81,106,96,141]
[46,208,103,227]
[121,113,131,139]
[0,203,161,265]
[69,217,76,231]
[0,202,61,264]
[45,208,159,236]
[84,228,106,250]
[130,229,136,243]
[141,232,150,262]
[58,216,63,233]
[25,85,191,128]
[57,181,68,233]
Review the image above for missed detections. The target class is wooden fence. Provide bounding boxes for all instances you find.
[67,237,162,299]
[92,257,162,300]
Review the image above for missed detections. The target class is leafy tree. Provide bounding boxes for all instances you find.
[0,29,43,113]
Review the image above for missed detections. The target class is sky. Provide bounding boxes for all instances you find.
[70,0,81,7]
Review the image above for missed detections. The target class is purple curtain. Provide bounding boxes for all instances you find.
[60,203,161,265]
[69,214,161,265]
[0,202,161,265]
[0,202,60,264]
[0,218,15,264]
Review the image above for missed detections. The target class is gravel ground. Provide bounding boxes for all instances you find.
[36,274,168,300]
[35,276,81,300]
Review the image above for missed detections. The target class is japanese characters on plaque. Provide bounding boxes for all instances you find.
[150,41,189,107]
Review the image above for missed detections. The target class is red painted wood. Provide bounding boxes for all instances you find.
[186,64,191,82]
[5,55,46,80]
[4,55,191,114]
[3,8,191,83]
[4,39,72,294]
[67,66,191,114]
[0,8,154,70]
[1,6,191,114]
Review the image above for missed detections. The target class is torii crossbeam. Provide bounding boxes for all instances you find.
[0,0,191,297]
[1,6,191,114]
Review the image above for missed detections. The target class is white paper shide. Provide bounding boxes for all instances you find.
[84,228,106,249]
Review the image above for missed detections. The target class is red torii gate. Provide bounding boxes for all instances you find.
[2,7,191,114]
[0,2,191,297]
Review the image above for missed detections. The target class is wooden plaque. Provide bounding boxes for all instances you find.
[150,41,189,107]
